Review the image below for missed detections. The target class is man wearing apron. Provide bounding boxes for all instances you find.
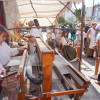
[89,24,100,81]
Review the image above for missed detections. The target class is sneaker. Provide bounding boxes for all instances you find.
[88,74,98,80]
[95,80,100,85]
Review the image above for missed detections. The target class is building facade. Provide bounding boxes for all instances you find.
[93,4,100,21]
[0,0,20,34]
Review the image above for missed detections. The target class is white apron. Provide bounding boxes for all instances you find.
[89,28,96,49]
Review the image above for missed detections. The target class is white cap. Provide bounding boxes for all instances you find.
[28,21,34,27]
[96,24,100,30]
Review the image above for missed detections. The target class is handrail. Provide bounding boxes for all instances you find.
[17,43,28,74]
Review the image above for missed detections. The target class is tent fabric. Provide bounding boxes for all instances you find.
[16,0,84,26]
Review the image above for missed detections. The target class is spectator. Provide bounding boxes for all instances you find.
[60,31,76,61]
[46,29,56,49]
[89,24,100,80]
[74,24,81,45]
[71,25,76,41]
[85,23,97,57]
[66,25,70,38]
[84,23,91,48]
[56,30,63,48]
[27,19,42,54]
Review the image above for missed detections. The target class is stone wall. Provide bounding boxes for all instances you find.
[3,0,20,34]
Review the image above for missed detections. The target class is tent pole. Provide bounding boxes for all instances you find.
[54,19,58,38]
[79,2,85,72]
[47,18,53,26]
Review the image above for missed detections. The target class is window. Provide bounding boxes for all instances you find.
[98,18,100,20]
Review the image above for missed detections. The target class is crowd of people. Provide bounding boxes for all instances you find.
[46,22,100,85]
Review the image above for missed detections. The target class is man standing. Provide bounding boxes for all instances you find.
[85,23,97,57]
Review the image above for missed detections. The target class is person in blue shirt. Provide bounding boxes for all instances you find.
[84,23,91,49]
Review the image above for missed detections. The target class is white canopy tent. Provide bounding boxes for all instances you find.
[15,0,84,26]
[1,0,85,71]
[15,0,85,71]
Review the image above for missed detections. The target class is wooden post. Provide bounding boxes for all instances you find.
[41,53,54,100]
[17,43,28,100]
[79,2,85,71]
[17,74,26,100]
[35,38,54,100]
[6,78,10,100]
[54,19,57,38]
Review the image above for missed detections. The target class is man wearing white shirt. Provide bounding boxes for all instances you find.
[28,20,43,54]
[89,24,100,80]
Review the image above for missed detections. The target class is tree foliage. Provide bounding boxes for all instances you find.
[58,16,66,24]
[64,17,78,28]
[74,8,81,18]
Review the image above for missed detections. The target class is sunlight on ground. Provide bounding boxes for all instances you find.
[81,55,100,93]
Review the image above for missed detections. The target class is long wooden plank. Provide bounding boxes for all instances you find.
[53,56,83,86]
[17,43,28,74]
[17,74,26,100]
[44,89,87,97]
[26,89,86,100]
[55,49,90,85]
[17,43,28,100]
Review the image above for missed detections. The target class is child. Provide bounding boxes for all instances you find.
[0,25,26,75]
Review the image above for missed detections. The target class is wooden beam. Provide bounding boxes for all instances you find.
[79,2,85,71]
[44,89,87,97]
[8,27,82,31]
[27,89,87,100]
[30,0,38,17]
[17,74,25,100]
[73,2,78,11]
[53,1,71,25]
[59,0,81,21]
[16,43,28,100]
[56,1,70,20]
[47,18,53,26]
[17,43,28,74]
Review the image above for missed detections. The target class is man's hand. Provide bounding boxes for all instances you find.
[17,46,27,51]
[0,66,6,76]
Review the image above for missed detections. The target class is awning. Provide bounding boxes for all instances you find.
[7,0,84,26]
